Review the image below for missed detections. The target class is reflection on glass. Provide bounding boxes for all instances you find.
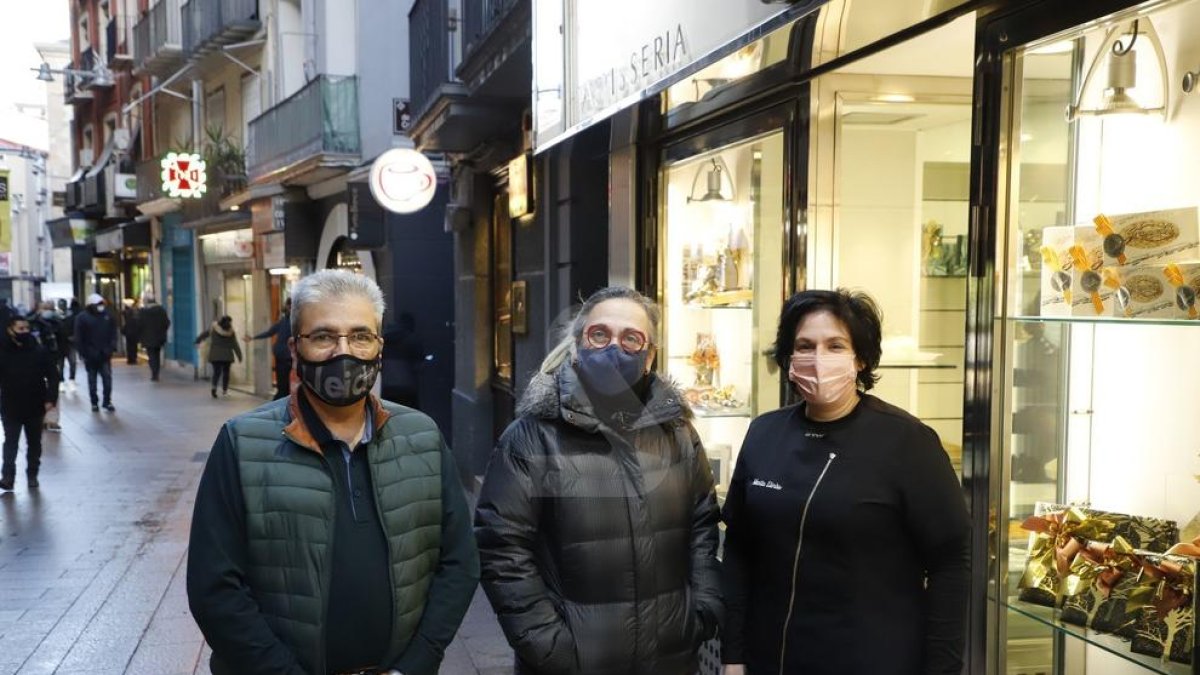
[997,0,1200,672]
[661,131,785,493]
[664,24,790,114]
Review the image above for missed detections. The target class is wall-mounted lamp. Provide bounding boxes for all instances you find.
[32,61,114,87]
[687,157,735,203]
[1067,19,1169,121]
[1184,67,1199,94]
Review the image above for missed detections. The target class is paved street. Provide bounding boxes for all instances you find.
[0,361,511,675]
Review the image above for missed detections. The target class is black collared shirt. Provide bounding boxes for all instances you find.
[296,393,394,673]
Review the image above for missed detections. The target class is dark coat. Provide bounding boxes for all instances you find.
[0,336,60,416]
[28,313,62,354]
[196,323,243,364]
[475,364,722,675]
[138,303,171,348]
[252,313,293,363]
[74,307,118,363]
[121,306,141,338]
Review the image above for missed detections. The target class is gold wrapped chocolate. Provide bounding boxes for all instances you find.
[1128,553,1197,665]
[1019,507,1115,606]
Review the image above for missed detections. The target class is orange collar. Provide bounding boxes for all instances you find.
[283,390,392,455]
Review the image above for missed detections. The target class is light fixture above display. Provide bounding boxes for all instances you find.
[686,157,735,203]
[1067,19,1169,121]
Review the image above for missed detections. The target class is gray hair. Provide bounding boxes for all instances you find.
[538,286,661,374]
[291,269,386,335]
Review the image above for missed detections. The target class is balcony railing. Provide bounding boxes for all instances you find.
[64,51,98,105]
[461,0,518,59]
[134,0,184,75]
[247,75,360,181]
[409,0,460,120]
[183,0,259,56]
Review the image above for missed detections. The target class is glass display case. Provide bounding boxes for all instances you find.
[660,129,786,493]
[990,0,1200,672]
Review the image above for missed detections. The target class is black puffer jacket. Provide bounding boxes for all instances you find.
[475,364,722,675]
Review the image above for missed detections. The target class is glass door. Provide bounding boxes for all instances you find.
[984,0,1200,672]
[659,124,788,493]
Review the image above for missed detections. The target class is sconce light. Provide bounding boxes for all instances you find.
[1067,19,1168,121]
[1184,68,1199,94]
[687,157,735,203]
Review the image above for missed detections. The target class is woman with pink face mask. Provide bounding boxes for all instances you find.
[720,289,970,675]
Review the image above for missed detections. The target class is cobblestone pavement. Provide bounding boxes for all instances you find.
[0,361,511,675]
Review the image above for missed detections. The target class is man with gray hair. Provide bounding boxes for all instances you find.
[187,269,480,675]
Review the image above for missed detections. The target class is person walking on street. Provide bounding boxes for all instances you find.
[121,298,140,365]
[60,299,80,390]
[0,316,60,490]
[29,302,64,431]
[195,316,242,398]
[475,286,722,675]
[187,269,480,675]
[138,293,171,381]
[245,297,292,400]
[75,293,118,413]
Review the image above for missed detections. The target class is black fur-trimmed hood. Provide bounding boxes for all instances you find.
[517,362,692,432]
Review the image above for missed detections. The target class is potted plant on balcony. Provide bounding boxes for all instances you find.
[203,125,248,199]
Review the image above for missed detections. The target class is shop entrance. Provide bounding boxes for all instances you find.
[202,265,256,389]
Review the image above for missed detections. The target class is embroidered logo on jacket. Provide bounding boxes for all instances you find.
[751,478,783,491]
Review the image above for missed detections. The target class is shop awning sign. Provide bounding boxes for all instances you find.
[161,152,207,199]
[368,148,437,215]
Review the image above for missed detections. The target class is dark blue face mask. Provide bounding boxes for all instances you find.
[576,344,649,396]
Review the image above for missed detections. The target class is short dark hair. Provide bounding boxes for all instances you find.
[772,289,883,391]
[7,315,28,329]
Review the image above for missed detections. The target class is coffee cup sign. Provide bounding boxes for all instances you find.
[368,149,437,214]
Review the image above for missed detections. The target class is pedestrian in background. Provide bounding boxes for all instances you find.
[188,269,479,675]
[0,315,60,490]
[475,286,722,675]
[29,302,64,431]
[195,316,242,398]
[74,293,117,413]
[245,297,292,400]
[138,292,171,381]
[121,298,141,365]
[60,299,80,390]
[720,289,971,675]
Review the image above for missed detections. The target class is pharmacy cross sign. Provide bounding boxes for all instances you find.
[161,152,208,199]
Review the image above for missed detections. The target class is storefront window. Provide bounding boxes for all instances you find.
[994,0,1200,672]
[807,14,975,478]
[661,129,785,493]
[663,23,791,115]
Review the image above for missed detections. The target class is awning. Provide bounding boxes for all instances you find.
[94,216,151,253]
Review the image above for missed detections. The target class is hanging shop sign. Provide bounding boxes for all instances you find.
[533,0,827,151]
[508,154,532,218]
[368,148,437,214]
[160,152,207,199]
[0,170,10,253]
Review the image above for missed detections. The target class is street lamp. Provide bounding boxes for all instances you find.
[32,62,115,87]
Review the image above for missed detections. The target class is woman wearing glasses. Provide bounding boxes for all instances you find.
[720,289,971,675]
[195,315,243,398]
[475,286,722,675]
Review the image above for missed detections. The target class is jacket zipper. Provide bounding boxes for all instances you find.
[777,451,837,675]
[285,431,337,675]
[342,447,358,520]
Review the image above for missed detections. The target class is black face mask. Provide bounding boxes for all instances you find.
[10,333,33,347]
[576,345,650,396]
[297,354,381,407]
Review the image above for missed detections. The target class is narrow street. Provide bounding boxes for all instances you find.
[0,361,511,675]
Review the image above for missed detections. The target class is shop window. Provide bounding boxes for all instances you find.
[663,23,790,115]
[493,192,514,384]
[991,0,1200,671]
[806,14,977,478]
[660,128,786,493]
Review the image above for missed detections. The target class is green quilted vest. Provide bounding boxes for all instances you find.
[230,397,444,674]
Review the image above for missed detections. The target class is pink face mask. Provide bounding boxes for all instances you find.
[788,353,859,405]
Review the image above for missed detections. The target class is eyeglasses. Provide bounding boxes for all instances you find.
[583,324,650,353]
[298,331,382,355]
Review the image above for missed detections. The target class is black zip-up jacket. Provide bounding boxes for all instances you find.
[475,365,722,675]
[74,307,117,362]
[721,395,971,675]
[0,336,59,416]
